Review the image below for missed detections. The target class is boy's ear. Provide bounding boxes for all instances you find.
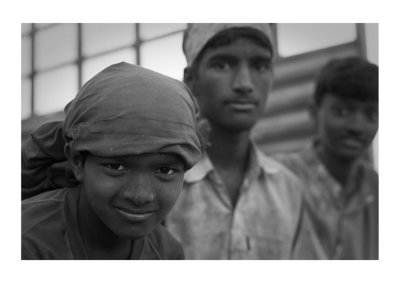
[64,144,84,182]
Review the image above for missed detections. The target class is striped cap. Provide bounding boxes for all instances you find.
[183,23,275,67]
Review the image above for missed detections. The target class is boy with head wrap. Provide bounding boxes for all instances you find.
[21,62,202,259]
[163,23,322,259]
[275,57,379,259]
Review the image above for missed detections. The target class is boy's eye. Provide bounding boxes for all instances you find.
[331,106,350,117]
[103,163,128,176]
[211,61,231,71]
[106,164,125,171]
[155,167,177,176]
[253,61,271,72]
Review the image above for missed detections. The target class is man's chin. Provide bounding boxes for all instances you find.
[335,148,366,161]
[223,119,257,133]
[112,222,157,240]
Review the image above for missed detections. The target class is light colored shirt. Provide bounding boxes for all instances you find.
[275,144,378,259]
[165,144,312,259]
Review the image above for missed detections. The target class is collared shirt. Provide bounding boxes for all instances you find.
[165,144,308,259]
[22,187,184,260]
[275,144,378,259]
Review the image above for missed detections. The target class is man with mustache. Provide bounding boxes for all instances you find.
[275,57,379,259]
[164,24,321,259]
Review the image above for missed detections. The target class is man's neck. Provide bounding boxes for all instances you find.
[206,125,252,206]
[207,126,251,168]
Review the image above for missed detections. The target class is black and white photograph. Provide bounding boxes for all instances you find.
[2,0,399,282]
[21,22,379,261]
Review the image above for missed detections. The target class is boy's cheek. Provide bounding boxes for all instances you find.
[158,183,183,210]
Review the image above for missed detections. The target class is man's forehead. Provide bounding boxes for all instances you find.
[201,37,273,60]
[325,94,378,107]
[93,152,184,163]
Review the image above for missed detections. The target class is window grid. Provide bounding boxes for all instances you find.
[22,23,190,119]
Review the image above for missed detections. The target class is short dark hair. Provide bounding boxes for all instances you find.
[187,27,274,79]
[314,57,378,106]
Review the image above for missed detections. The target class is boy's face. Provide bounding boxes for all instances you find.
[315,95,378,161]
[191,37,273,132]
[80,152,184,239]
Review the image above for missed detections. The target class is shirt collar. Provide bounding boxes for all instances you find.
[254,146,282,175]
[184,153,214,183]
[184,142,280,183]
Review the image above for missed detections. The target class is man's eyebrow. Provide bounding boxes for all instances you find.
[159,153,186,164]
[207,54,237,62]
[251,54,273,61]
[207,53,273,63]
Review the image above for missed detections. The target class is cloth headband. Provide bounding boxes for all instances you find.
[63,62,202,169]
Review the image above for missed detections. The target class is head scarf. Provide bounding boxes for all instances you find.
[63,62,202,169]
[183,23,275,67]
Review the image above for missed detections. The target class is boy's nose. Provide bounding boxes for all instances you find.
[122,174,155,205]
[232,65,253,95]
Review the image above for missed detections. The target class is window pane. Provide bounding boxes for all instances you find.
[22,78,31,119]
[82,48,136,84]
[34,65,78,115]
[141,33,186,80]
[35,24,78,70]
[140,23,187,40]
[22,37,31,76]
[82,24,135,56]
[35,23,54,28]
[277,24,357,57]
[21,23,31,36]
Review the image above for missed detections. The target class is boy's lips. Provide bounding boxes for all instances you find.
[225,100,258,111]
[339,137,366,150]
[114,207,156,222]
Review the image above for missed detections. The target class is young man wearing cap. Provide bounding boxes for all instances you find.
[275,57,379,259]
[164,23,320,259]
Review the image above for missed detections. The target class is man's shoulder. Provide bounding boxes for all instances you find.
[257,149,305,183]
[22,188,68,206]
[22,189,68,233]
[144,225,184,260]
[21,189,72,259]
[272,148,316,180]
